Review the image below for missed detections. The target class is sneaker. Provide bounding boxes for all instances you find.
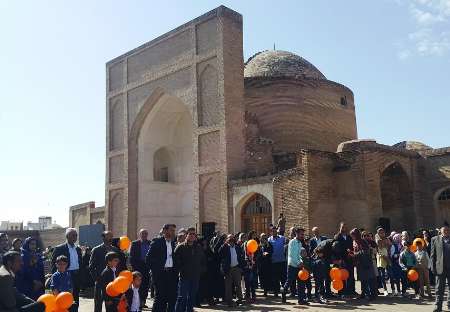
[317,297,328,304]
[383,290,389,296]
[297,300,310,305]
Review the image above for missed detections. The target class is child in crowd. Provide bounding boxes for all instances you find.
[100,252,122,312]
[300,248,313,301]
[50,255,72,295]
[414,241,432,298]
[399,241,418,297]
[375,229,390,296]
[125,271,143,312]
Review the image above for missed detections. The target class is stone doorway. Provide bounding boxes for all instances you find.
[241,193,272,235]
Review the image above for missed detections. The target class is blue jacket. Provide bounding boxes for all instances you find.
[287,239,304,267]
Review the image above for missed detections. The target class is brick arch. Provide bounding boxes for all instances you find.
[110,98,124,150]
[127,87,172,237]
[380,161,415,231]
[233,191,274,233]
[433,185,450,225]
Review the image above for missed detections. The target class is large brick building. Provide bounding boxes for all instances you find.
[105,6,450,238]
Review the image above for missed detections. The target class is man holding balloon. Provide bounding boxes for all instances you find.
[281,227,309,305]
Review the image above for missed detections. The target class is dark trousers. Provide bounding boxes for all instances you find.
[243,268,257,298]
[271,262,285,295]
[152,269,178,312]
[19,302,45,312]
[435,271,450,310]
[94,281,103,312]
[68,270,80,312]
[314,259,331,297]
[283,266,306,302]
[340,262,355,295]
[175,278,199,312]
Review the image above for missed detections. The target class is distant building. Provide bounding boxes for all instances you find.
[25,217,62,231]
[69,201,105,230]
[0,221,23,231]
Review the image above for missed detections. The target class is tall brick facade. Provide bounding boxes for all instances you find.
[105,6,450,238]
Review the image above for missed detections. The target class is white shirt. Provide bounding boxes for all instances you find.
[164,240,173,268]
[229,245,238,267]
[130,285,140,312]
[67,243,79,271]
[111,267,117,279]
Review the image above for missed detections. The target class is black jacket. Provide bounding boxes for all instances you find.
[124,287,140,312]
[218,244,246,275]
[89,244,120,281]
[145,237,176,277]
[173,242,206,280]
[129,240,150,273]
[99,266,121,301]
[51,242,82,273]
[334,233,353,262]
[309,236,328,255]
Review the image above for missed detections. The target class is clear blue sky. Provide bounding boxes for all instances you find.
[1,0,449,226]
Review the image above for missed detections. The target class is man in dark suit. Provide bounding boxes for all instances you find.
[146,224,177,312]
[219,234,246,307]
[51,228,82,311]
[431,225,450,312]
[130,228,151,309]
[89,231,120,312]
[0,251,45,312]
[334,222,356,297]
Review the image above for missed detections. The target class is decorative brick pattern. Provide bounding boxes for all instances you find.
[109,190,124,236]
[109,61,124,92]
[197,63,220,126]
[196,18,218,55]
[109,155,124,183]
[110,97,124,150]
[198,131,220,167]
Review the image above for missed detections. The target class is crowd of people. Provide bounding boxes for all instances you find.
[0,219,449,312]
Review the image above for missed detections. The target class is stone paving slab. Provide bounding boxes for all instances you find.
[79,294,441,312]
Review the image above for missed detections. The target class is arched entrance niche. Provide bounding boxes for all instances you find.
[380,162,415,231]
[435,186,450,225]
[131,91,194,235]
[240,193,272,235]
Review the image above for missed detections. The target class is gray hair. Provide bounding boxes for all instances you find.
[65,228,77,237]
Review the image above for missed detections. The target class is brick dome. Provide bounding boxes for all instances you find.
[244,50,326,80]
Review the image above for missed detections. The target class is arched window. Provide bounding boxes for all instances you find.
[153,147,172,182]
[438,188,450,223]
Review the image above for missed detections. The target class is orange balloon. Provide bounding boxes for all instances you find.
[298,269,310,281]
[119,236,131,251]
[55,292,73,309]
[407,269,419,282]
[340,268,349,281]
[332,279,344,291]
[119,270,133,283]
[106,282,120,297]
[114,276,132,294]
[409,244,417,253]
[329,267,342,280]
[246,239,258,254]
[37,294,57,312]
[413,238,426,247]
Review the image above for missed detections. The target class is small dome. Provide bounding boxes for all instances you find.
[244,50,326,80]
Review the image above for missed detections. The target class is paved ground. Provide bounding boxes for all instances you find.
[79,291,443,312]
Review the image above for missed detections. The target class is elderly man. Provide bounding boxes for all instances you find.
[51,228,82,311]
[89,231,120,312]
[130,229,151,309]
[431,225,450,312]
[0,251,45,312]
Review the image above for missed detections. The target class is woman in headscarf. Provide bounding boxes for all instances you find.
[349,228,376,300]
[257,233,273,297]
[16,237,45,300]
[389,233,404,296]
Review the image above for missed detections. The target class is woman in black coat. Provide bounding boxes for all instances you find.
[257,233,273,296]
